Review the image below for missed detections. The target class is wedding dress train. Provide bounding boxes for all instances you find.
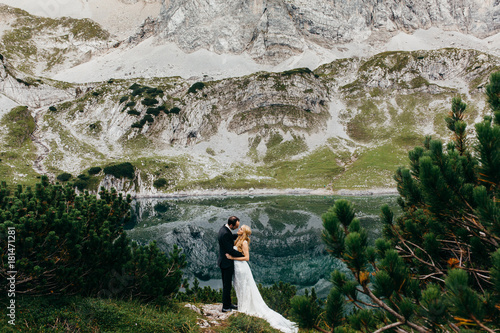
[233,255,298,333]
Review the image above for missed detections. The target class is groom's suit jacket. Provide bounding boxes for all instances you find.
[218,225,244,269]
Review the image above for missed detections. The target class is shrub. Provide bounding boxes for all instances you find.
[49,106,57,112]
[74,178,88,191]
[141,98,159,106]
[103,162,135,179]
[146,87,163,96]
[0,177,186,300]
[88,166,102,175]
[153,178,168,188]
[169,107,181,114]
[187,82,205,94]
[289,289,322,329]
[89,122,101,132]
[2,106,35,147]
[131,122,143,128]
[177,278,222,303]
[298,72,500,332]
[131,87,145,96]
[146,107,160,116]
[119,96,129,103]
[127,109,140,116]
[143,114,154,123]
[129,83,140,90]
[56,172,72,182]
[125,101,136,107]
[282,67,313,76]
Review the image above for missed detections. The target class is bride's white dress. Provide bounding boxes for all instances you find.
[233,244,298,333]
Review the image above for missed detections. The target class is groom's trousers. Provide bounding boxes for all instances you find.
[221,265,235,309]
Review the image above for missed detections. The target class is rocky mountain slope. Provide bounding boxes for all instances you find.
[0,1,499,194]
[1,1,499,81]
[1,46,498,194]
[157,0,500,64]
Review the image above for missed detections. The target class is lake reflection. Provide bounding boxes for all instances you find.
[125,195,399,297]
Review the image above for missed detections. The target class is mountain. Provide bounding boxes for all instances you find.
[0,1,499,194]
[1,1,499,81]
[156,0,500,64]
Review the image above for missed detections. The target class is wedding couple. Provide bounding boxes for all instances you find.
[217,216,298,333]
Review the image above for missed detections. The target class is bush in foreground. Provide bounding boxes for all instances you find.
[0,176,185,301]
[290,72,500,332]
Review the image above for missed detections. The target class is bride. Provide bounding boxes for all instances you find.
[226,225,298,333]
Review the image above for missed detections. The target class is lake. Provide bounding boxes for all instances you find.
[125,194,400,297]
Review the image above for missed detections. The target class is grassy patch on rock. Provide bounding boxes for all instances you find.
[0,106,39,185]
[332,143,409,190]
[259,147,345,189]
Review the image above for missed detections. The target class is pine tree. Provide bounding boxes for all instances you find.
[291,72,500,332]
[0,177,186,300]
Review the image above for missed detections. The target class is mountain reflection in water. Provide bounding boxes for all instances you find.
[126,195,399,297]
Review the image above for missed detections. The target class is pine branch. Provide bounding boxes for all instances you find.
[373,321,404,333]
[312,325,330,333]
[418,272,445,283]
[363,285,429,333]
[395,241,445,277]
[470,313,496,333]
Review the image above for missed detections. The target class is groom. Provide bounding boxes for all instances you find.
[218,215,244,312]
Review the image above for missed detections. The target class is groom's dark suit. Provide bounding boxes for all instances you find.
[218,225,243,310]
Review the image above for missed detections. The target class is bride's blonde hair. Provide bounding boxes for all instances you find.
[235,225,251,252]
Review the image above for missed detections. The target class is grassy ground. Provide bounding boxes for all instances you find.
[0,296,309,333]
[331,142,409,190]
[0,295,198,332]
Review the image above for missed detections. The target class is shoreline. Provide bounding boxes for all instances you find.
[130,187,399,199]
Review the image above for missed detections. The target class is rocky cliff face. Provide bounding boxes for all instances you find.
[1,47,495,194]
[157,0,500,63]
[0,56,75,108]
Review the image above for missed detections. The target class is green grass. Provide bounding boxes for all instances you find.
[332,143,409,190]
[132,156,184,191]
[260,147,345,188]
[247,136,262,163]
[0,106,40,185]
[181,145,346,191]
[217,312,282,333]
[263,134,308,163]
[0,295,200,333]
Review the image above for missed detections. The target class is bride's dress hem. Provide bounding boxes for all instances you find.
[233,257,298,333]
